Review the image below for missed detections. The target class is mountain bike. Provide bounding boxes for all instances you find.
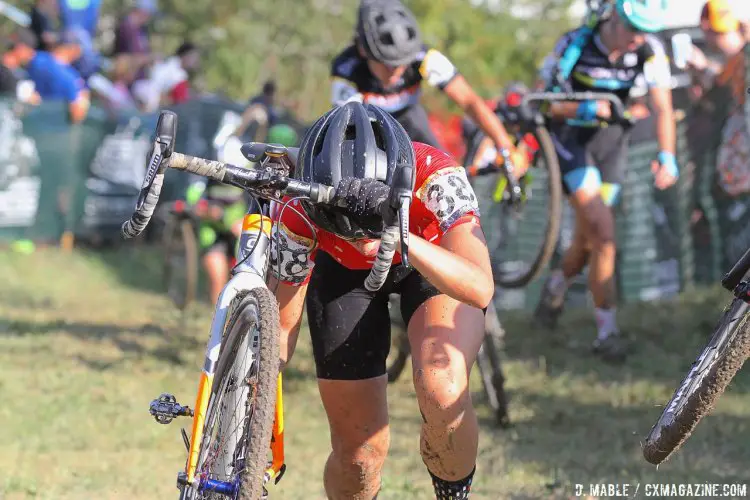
[386,295,510,427]
[124,110,413,499]
[643,247,750,465]
[462,91,635,289]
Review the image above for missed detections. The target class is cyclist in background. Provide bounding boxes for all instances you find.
[534,0,678,362]
[331,0,529,173]
[463,82,539,177]
[273,101,491,500]
[186,123,299,304]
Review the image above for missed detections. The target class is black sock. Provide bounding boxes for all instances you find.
[429,466,475,499]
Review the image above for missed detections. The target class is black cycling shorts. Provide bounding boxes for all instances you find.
[203,231,236,259]
[306,251,442,381]
[393,104,442,149]
[551,124,629,206]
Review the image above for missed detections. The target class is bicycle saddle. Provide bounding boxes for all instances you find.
[240,143,299,167]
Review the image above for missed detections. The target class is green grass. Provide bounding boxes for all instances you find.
[1,247,750,499]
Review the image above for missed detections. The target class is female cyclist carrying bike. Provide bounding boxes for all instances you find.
[270,101,493,499]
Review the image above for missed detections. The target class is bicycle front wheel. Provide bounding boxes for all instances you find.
[643,297,750,465]
[468,126,562,289]
[191,287,280,499]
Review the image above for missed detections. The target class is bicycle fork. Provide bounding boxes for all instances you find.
[151,373,287,497]
[149,237,287,497]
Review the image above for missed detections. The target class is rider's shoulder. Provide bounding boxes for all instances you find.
[551,27,585,52]
[640,34,667,58]
[331,45,362,76]
[414,143,460,176]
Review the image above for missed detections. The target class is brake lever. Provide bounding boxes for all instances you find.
[397,196,411,268]
[499,149,524,209]
[388,161,416,269]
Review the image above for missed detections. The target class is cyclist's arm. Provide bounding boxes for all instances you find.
[400,221,493,310]
[443,75,515,150]
[268,201,317,366]
[331,77,361,106]
[649,86,675,155]
[643,44,676,155]
[409,158,492,308]
[268,277,308,369]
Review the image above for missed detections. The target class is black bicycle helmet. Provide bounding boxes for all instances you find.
[295,101,415,239]
[356,0,423,66]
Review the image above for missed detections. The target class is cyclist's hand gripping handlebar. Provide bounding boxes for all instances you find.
[520,91,636,128]
[122,111,176,239]
[498,149,523,207]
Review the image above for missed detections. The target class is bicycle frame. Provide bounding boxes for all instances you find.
[182,202,286,490]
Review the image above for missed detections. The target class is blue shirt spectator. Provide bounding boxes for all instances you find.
[59,0,102,78]
[25,51,83,102]
[59,0,100,37]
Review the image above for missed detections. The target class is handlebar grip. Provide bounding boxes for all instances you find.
[169,153,227,181]
[122,171,165,239]
[364,226,399,292]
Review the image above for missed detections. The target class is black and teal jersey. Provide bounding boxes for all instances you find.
[539,24,672,106]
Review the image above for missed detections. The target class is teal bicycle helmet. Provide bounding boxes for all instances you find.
[615,0,668,33]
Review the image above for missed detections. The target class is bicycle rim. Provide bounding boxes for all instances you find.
[480,324,511,428]
[492,126,562,288]
[386,295,411,383]
[643,297,750,465]
[192,288,280,499]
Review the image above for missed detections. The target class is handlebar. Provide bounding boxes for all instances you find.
[519,91,636,128]
[122,111,410,292]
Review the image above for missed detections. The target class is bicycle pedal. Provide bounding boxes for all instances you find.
[149,393,194,424]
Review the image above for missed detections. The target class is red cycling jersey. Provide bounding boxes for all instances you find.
[269,143,481,286]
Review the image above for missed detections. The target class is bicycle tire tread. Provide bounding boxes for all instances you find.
[494,125,562,288]
[200,287,280,500]
[643,298,750,465]
[238,287,280,500]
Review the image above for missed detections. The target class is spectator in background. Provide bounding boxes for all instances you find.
[59,0,100,40]
[686,0,748,98]
[3,37,89,123]
[88,54,143,113]
[132,42,200,112]
[114,0,156,63]
[59,0,102,79]
[233,80,278,142]
[29,0,60,52]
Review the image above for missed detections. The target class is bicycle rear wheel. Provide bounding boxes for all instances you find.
[386,294,411,383]
[163,215,198,310]
[643,297,750,465]
[477,302,510,428]
[467,126,562,289]
[190,288,280,499]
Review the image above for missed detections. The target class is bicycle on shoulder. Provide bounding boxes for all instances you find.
[643,247,750,465]
[126,108,413,499]
[136,99,500,499]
